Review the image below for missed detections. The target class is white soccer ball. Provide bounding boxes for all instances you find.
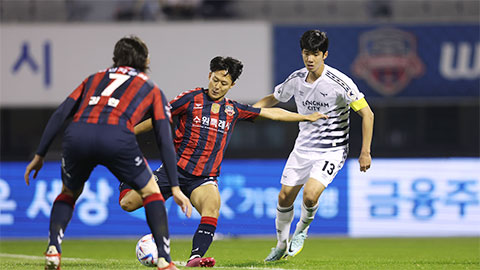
[136,234,158,267]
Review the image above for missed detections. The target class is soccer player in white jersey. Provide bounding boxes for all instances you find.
[255,30,374,261]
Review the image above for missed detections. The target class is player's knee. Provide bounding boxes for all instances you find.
[120,198,135,212]
[302,193,319,208]
[303,198,318,208]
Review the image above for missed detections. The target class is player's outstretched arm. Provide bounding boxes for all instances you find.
[253,94,280,108]
[356,105,374,172]
[171,186,193,218]
[134,118,154,135]
[24,154,44,186]
[259,107,328,122]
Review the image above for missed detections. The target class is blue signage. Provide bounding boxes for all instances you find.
[2,159,478,238]
[347,158,480,237]
[274,24,480,97]
[0,160,348,238]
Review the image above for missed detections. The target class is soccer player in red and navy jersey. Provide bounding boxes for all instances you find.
[24,35,191,270]
[118,56,327,267]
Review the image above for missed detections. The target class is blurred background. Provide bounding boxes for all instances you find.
[0,0,479,238]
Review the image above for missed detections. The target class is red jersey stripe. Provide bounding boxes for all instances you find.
[68,79,86,101]
[171,101,189,116]
[192,101,221,175]
[177,93,204,170]
[174,113,187,151]
[152,87,166,121]
[73,72,105,122]
[210,100,236,176]
[171,88,199,104]
[128,91,154,131]
[107,75,144,125]
[87,96,108,124]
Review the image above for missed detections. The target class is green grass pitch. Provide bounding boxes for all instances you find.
[0,237,478,269]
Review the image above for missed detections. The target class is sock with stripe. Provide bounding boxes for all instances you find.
[294,202,319,235]
[189,216,217,260]
[143,193,171,263]
[118,182,133,204]
[47,193,76,254]
[275,204,294,250]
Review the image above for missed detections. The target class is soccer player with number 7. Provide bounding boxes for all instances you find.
[24,35,192,270]
[256,30,374,261]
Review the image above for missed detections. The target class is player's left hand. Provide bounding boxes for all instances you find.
[359,152,371,172]
[306,112,328,122]
[172,186,193,218]
[24,154,44,185]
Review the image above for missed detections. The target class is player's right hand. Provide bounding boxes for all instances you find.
[306,112,328,122]
[24,154,44,186]
[172,186,193,218]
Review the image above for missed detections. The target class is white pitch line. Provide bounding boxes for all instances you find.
[0,253,94,262]
[0,253,295,270]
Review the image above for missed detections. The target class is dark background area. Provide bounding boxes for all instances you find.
[2,99,478,161]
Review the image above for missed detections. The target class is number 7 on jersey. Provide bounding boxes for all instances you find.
[89,73,130,107]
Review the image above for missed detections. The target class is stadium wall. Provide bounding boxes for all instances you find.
[3,23,478,106]
[1,158,478,238]
[0,22,272,106]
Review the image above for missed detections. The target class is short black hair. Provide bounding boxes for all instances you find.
[112,35,149,72]
[210,56,243,82]
[300,30,329,54]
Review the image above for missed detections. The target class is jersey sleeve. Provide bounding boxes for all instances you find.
[342,78,366,111]
[151,89,179,187]
[169,89,196,116]
[235,102,261,121]
[273,71,300,103]
[36,79,86,157]
[152,88,172,123]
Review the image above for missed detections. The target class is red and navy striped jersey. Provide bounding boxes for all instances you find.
[170,88,261,177]
[71,66,170,131]
[36,66,172,157]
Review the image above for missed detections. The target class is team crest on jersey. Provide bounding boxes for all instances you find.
[225,105,235,116]
[211,103,220,114]
[352,27,424,96]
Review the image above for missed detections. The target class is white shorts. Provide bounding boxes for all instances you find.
[280,147,348,188]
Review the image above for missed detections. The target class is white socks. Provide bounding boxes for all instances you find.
[294,202,319,235]
[275,202,319,249]
[275,204,294,249]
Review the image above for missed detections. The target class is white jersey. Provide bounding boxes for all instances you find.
[274,65,365,152]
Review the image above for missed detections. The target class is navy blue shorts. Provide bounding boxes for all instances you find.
[62,122,152,191]
[119,166,217,200]
[154,166,217,199]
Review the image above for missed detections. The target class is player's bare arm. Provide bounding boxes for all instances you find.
[253,94,280,108]
[134,118,153,135]
[356,104,374,172]
[259,107,328,122]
